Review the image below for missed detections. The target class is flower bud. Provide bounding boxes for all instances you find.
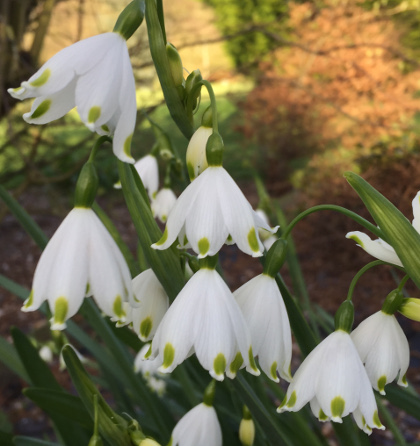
[74,162,99,208]
[139,439,161,446]
[399,297,420,321]
[185,69,203,110]
[186,126,212,180]
[334,300,354,333]
[113,0,145,41]
[239,406,255,446]
[166,43,184,88]
[88,434,103,446]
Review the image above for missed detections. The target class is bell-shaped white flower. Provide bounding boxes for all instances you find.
[152,166,277,258]
[23,207,132,329]
[278,330,384,435]
[346,190,420,266]
[134,343,162,377]
[151,188,177,223]
[8,32,136,163]
[148,267,259,381]
[186,126,212,180]
[351,311,409,394]
[129,269,169,342]
[234,274,292,382]
[170,402,222,446]
[134,154,159,199]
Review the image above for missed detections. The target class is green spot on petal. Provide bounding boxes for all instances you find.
[29,68,51,87]
[162,343,175,368]
[319,409,328,421]
[213,353,227,376]
[23,290,34,309]
[248,347,258,372]
[247,228,259,252]
[373,410,382,427]
[348,234,364,248]
[331,396,345,419]
[229,352,244,375]
[31,99,51,119]
[140,317,153,339]
[155,227,168,246]
[198,237,210,256]
[286,391,297,408]
[183,234,188,246]
[161,215,167,222]
[101,124,110,132]
[124,134,133,157]
[85,283,90,295]
[270,361,278,381]
[401,373,407,385]
[278,395,287,409]
[227,234,233,243]
[377,375,387,393]
[144,344,152,359]
[187,162,195,181]
[54,297,68,326]
[113,295,125,319]
[88,106,101,123]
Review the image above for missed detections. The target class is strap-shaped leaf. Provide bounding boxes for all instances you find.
[13,438,60,446]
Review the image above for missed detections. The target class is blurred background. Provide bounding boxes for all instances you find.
[2,0,420,441]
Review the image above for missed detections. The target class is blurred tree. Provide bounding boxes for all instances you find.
[201,0,288,70]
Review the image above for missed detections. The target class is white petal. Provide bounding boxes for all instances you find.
[135,155,159,199]
[346,231,402,267]
[412,191,420,233]
[151,188,177,223]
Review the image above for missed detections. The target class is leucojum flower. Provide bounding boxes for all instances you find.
[152,188,177,223]
[278,301,384,435]
[346,190,420,267]
[8,32,137,163]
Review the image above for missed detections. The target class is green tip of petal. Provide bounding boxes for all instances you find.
[53,297,68,327]
[29,69,51,87]
[187,162,195,181]
[198,237,210,256]
[213,353,227,377]
[140,317,153,340]
[248,347,258,372]
[162,343,175,368]
[113,295,125,319]
[123,134,133,158]
[23,290,34,309]
[373,410,383,428]
[229,352,244,375]
[319,409,328,421]
[88,106,101,124]
[85,283,90,296]
[401,373,408,386]
[101,124,110,132]
[247,228,260,253]
[277,395,288,410]
[31,99,51,119]
[347,234,364,247]
[331,396,345,419]
[270,361,278,381]
[154,227,168,247]
[144,344,152,359]
[286,391,297,408]
[377,375,387,394]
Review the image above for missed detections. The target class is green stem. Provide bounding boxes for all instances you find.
[282,204,386,241]
[397,274,410,292]
[88,136,112,162]
[200,80,218,133]
[156,0,166,44]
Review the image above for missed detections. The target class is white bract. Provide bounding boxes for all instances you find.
[148,268,259,381]
[346,190,420,266]
[234,274,292,382]
[351,311,409,394]
[152,166,277,258]
[8,32,136,163]
[23,208,132,329]
[186,126,212,180]
[151,188,177,223]
[170,403,222,446]
[278,330,384,435]
[129,269,169,341]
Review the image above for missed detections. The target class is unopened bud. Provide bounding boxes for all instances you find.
[239,418,255,446]
[113,0,145,40]
[399,298,420,321]
[185,69,203,110]
[166,43,184,87]
[186,126,212,180]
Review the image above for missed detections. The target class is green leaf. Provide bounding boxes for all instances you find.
[385,385,420,420]
[13,438,59,446]
[0,335,29,382]
[0,431,13,446]
[345,172,420,289]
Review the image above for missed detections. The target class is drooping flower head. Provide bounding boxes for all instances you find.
[8,32,137,163]
[151,188,177,223]
[148,259,259,381]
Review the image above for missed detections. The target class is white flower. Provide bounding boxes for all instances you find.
[351,311,409,394]
[170,403,222,446]
[186,126,212,180]
[234,274,292,382]
[152,166,277,258]
[148,268,259,381]
[134,154,159,199]
[8,32,136,163]
[255,209,278,251]
[278,330,384,435]
[134,343,162,377]
[346,190,420,266]
[23,207,132,329]
[129,269,169,342]
[151,188,177,223]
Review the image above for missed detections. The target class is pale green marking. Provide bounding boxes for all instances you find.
[29,69,51,87]
[88,106,101,123]
[348,234,364,248]
[377,375,387,393]
[155,227,168,246]
[162,343,175,368]
[123,134,133,157]
[31,100,51,119]
[161,215,167,222]
[101,124,110,132]
[227,234,233,243]
[278,395,287,409]
[183,234,188,246]
[187,162,195,180]
[318,409,328,421]
[229,352,244,375]
[113,295,125,319]
[248,347,258,371]
[198,237,210,256]
[270,361,278,381]
[54,297,68,326]
[331,396,345,419]
[286,391,297,408]
[247,228,259,252]
[373,410,382,427]
[213,353,227,376]
[401,373,407,385]
[23,290,34,308]
[140,317,153,339]
[167,438,173,446]
[85,283,90,295]
[144,344,152,359]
